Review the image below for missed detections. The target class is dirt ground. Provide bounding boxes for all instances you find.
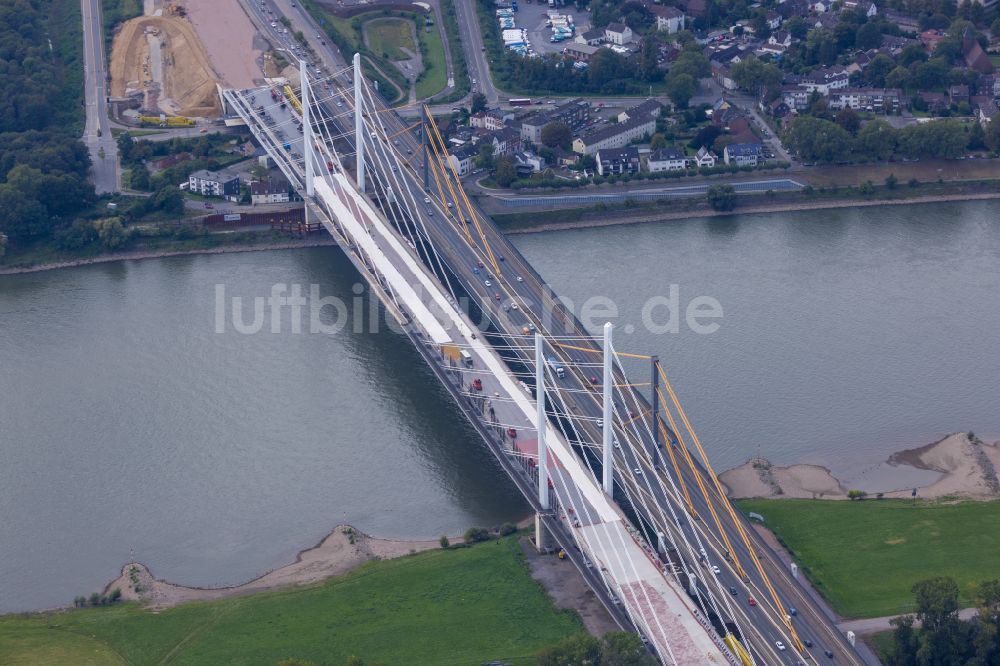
[110,13,221,117]
[519,538,620,637]
[800,159,1000,187]
[184,0,265,89]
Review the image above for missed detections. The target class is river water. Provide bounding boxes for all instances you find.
[1,200,998,612]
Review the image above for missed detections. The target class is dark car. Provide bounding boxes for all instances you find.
[825,649,834,658]
[729,586,738,595]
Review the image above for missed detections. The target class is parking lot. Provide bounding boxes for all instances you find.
[514,1,591,56]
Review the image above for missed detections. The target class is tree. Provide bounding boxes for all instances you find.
[130,163,151,190]
[495,159,516,187]
[690,124,722,150]
[706,184,736,211]
[665,72,696,109]
[93,217,130,250]
[540,121,572,148]
[855,21,882,49]
[650,133,667,150]
[784,116,854,163]
[476,143,495,169]
[885,173,898,189]
[835,107,861,134]
[538,634,601,666]
[470,92,488,115]
[856,119,897,161]
[600,632,658,665]
[463,526,491,543]
[731,55,783,97]
[987,114,1000,151]
[438,535,449,548]
[151,187,185,215]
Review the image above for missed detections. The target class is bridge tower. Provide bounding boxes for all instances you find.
[602,322,614,495]
[299,60,314,198]
[534,332,550,552]
[353,52,365,192]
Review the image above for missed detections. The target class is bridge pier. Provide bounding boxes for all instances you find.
[602,322,614,495]
[353,53,365,193]
[534,513,550,553]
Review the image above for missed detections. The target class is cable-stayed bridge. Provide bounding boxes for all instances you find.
[222,57,865,666]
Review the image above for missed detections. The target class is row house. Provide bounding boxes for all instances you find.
[827,87,902,113]
[617,98,663,124]
[646,147,687,172]
[470,109,506,131]
[799,66,850,94]
[573,115,656,155]
[519,98,591,143]
[724,142,764,166]
[595,146,641,176]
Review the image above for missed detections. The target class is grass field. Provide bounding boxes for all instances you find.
[737,499,1000,618]
[867,630,895,662]
[414,21,447,100]
[365,18,415,61]
[0,537,584,665]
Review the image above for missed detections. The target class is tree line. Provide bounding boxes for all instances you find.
[0,0,97,245]
[885,576,1000,665]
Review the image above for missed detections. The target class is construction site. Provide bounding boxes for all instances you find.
[110,0,266,120]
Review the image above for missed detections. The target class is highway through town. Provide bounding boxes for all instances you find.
[236,1,867,662]
[81,0,120,193]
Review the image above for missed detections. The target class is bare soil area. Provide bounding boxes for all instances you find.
[722,432,1000,501]
[184,0,264,89]
[110,14,221,117]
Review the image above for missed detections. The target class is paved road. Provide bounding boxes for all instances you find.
[81,0,120,193]
[839,607,979,636]
[452,0,498,106]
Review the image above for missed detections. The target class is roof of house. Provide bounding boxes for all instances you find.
[578,115,655,146]
[624,99,663,118]
[595,146,640,161]
[650,5,684,18]
[190,169,239,182]
[696,145,716,159]
[649,147,686,162]
[725,142,763,156]
[250,178,289,195]
[606,22,629,34]
[581,27,604,40]
[962,28,994,74]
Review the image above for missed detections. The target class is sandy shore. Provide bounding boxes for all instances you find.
[0,238,338,276]
[103,525,452,610]
[503,191,1000,235]
[722,432,1000,500]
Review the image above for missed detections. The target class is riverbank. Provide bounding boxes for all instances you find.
[722,432,1000,500]
[502,190,1000,235]
[104,525,448,610]
[0,236,338,276]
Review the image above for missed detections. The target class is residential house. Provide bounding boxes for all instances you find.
[448,145,476,176]
[711,61,738,90]
[812,0,832,12]
[978,99,998,125]
[486,126,522,157]
[799,66,850,94]
[604,22,633,45]
[724,142,764,166]
[250,178,290,204]
[595,146,640,176]
[617,98,663,123]
[572,115,656,155]
[513,151,546,176]
[843,0,877,17]
[470,109,505,131]
[650,5,685,33]
[781,85,812,111]
[919,30,945,52]
[765,10,783,29]
[647,147,688,172]
[576,27,604,45]
[949,84,970,104]
[769,31,792,48]
[918,91,948,113]
[962,28,994,74]
[188,169,240,200]
[694,146,717,167]
[813,13,839,30]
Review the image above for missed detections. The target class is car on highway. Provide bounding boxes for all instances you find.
[633,467,642,475]
[424,196,431,204]
[494,292,501,301]
[775,641,786,651]
[804,639,813,647]
[747,597,757,606]
[511,303,519,310]
[711,565,721,575]
[507,427,517,438]
[729,586,738,595]
[596,418,603,428]
[788,607,797,616]
[473,266,480,274]
[824,649,834,658]
[484,280,492,287]
[516,276,523,282]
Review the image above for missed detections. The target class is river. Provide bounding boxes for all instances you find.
[1,200,998,612]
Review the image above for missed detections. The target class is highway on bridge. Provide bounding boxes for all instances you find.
[235,2,868,663]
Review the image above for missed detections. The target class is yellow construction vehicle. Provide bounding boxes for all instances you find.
[138,114,195,127]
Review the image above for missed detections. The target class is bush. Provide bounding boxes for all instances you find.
[463,526,491,543]
[499,522,517,536]
[706,183,737,211]
[439,535,450,548]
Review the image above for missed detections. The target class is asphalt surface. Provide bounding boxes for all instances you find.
[234,1,869,663]
[81,0,120,193]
